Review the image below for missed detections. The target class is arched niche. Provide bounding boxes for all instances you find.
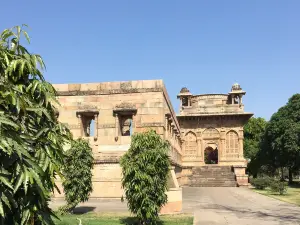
[184,131,197,157]
[226,130,239,154]
[202,127,220,139]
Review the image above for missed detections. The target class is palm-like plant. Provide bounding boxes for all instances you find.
[0,25,72,225]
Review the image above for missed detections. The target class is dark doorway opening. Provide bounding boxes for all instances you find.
[204,147,218,164]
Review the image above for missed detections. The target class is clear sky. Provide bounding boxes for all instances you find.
[1,1,299,119]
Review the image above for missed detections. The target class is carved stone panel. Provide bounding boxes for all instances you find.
[225,131,239,158]
[202,128,220,139]
[184,132,197,157]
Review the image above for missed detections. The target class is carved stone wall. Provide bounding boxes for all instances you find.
[178,116,247,167]
[53,80,183,200]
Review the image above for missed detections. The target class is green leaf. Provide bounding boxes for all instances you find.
[0,176,13,190]
[23,31,30,44]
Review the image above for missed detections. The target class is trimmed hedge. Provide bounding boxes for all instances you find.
[270,180,288,195]
[250,177,272,190]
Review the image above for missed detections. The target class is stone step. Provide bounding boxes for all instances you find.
[187,165,237,187]
[190,184,237,187]
[191,179,236,182]
[192,173,234,176]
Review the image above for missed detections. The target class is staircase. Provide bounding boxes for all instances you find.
[189,166,237,187]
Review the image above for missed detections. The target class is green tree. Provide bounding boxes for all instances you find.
[60,139,93,213]
[120,130,170,225]
[262,94,300,183]
[244,117,267,160]
[243,117,267,176]
[0,26,71,224]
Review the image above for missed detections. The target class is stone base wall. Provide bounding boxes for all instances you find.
[53,163,124,199]
[160,188,182,214]
[233,165,249,186]
[52,162,183,214]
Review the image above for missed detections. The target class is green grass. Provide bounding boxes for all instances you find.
[254,183,300,206]
[54,213,193,225]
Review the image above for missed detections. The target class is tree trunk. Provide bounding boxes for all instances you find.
[289,168,293,184]
[280,167,284,181]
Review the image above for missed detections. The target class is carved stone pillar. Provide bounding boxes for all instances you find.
[179,97,182,110]
[165,115,170,139]
[220,131,226,160]
[94,113,98,141]
[239,138,244,158]
[77,114,82,137]
[196,137,202,158]
[115,113,119,137]
[200,138,204,159]
[132,114,136,134]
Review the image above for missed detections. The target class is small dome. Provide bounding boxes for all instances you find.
[232,83,241,91]
[180,87,190,93]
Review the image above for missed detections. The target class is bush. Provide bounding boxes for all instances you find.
[120,130,170,225]
[59,139,94,214]
[270,180,288,195]
[250,177,272,190]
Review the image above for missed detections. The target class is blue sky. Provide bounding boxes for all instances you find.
[1,1,299,119]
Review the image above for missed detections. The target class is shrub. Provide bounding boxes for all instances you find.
[270,180,288,195]
[120,130,170,225]
[59,139,94,213]
[250,177,272,190]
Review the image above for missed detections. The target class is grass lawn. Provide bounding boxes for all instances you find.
[54,213,193,225]
[254,183,300,206]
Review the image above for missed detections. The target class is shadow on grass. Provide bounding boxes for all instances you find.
[72,206,96,214]
[289,181,300,188]
[120,217,164,225]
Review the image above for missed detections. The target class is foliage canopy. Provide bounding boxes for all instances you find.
[252,94,300,179]
[120,130,170,225]
[0,25,71,224]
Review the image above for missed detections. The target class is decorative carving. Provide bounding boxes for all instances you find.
[226,131,239,155]
[120,82,132,89]
[231,83,242,91]
[136,122,164,128]
[78,105,97,110]
[180,87,190,93]
[202,128,220,139]
[64,124,81,129]
[115,102,136,109]
[184,132,197,157]
[98,124,116,128]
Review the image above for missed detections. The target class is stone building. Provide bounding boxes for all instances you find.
[52,80,252,213]
[176,83,253,187]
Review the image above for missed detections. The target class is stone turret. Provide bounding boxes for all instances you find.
[177,87,192,112]
[228,83,246,105]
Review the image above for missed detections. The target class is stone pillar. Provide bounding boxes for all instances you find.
[77,114,83,137]
[115,113,119,137]
[231,95,234,104]
[220,131,226,160]
[200,138,204,159]
[196,137,201,158]
[132,114,136,134]
[94,113,98,141]
[179,97,182,110]
[239,137,244,159]
[164,116,168,139]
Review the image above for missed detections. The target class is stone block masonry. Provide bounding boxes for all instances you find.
[52,80,253,213]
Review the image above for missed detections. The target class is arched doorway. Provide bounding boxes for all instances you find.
[204,147,218,164]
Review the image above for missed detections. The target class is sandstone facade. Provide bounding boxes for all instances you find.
[52,80,252,213]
